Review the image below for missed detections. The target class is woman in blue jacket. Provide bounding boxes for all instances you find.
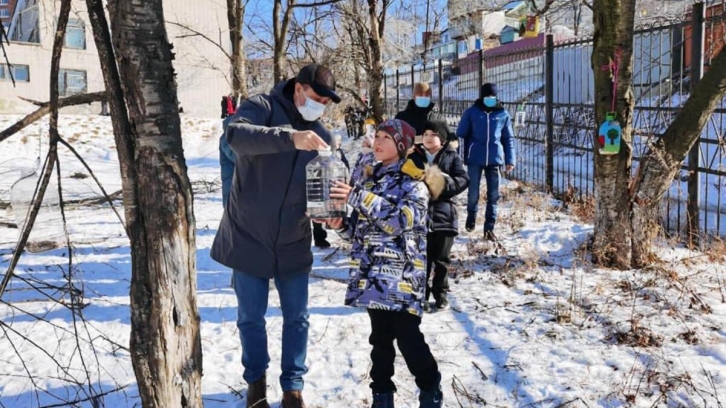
[456,83,515,241]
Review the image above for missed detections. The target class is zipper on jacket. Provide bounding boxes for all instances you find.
[485,111,491,166]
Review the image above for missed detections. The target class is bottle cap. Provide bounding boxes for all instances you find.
[318,146,332,156]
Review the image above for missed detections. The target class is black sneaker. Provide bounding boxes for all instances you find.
[434,298,449,310]
[371,392,394,408]
[419,383,443,408]
[314,239,331,248]
[423,302,433,313]
[465,214,476,232]
[483,231,497,242]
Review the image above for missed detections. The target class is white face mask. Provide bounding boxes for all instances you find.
[297,94,326,121]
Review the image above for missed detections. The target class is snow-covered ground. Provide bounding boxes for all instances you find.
[1,115,725,407]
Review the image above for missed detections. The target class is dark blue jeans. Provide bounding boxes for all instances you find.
[233,270,310,391]
[466,164,501,232]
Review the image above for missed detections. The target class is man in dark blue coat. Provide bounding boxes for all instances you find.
[211,64,341,408]
[457,83,515,241]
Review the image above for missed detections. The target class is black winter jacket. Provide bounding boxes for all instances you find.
[409,143,469,235]
[395,100,455,141]
[211,79,332,280]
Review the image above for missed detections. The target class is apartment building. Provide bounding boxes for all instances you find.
[0,0,17,34]
[0,0,230,117]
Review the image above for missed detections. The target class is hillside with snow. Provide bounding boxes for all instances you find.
[0,115,724,407]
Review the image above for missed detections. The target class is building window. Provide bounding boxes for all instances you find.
[64,18,86,49]
[59,69,87,96]
[0,64,31,82]
[0,9,10,18]
[0,0,8,5]
[10,1,40,43]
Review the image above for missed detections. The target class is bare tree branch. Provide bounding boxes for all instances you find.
[0,0,72,300]
[0,92,107,144]
[0,23,16,86]
[58,137,127,234]
[291,0,343,8]
[165,20,232,59]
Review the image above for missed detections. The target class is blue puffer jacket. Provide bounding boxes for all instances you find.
[457,99,515,167]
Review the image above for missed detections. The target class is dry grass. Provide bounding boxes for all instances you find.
[67,133,83,144]
[704,236,726,263]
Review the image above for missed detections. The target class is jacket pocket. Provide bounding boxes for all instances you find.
[278,203,310,245]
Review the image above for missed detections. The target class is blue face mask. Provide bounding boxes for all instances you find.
[483,96,497,108]
[415,96,431,108]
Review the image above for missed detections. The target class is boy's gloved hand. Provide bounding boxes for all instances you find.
[401,146,426,180]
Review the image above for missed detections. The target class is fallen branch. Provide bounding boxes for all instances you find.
[0,91,106,144]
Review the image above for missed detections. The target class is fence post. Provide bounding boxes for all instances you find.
[478,49,484,97]
[545,34,554,193]
[396,69,400,111]
[438,59,443,110]
[688,2,705,243]
[411,65,415,92]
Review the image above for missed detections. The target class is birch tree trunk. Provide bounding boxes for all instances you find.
[590,0,636,269]
[104,0,203,406]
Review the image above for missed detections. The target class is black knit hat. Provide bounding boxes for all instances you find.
[480,83,498,98]
[423,119,448,144]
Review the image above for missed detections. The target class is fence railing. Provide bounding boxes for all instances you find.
[383,3,726,238]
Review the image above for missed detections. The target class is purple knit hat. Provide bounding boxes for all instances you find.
[377,119,415,157]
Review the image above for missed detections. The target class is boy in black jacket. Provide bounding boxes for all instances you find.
[410,119,469,312]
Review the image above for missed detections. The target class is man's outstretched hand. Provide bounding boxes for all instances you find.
[292,130,329,151]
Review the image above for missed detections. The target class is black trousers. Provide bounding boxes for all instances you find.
[426,232,454,302]
[313,221,327,243]
[368,309,440,393]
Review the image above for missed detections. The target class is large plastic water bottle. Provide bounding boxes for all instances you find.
[306,147,349,220]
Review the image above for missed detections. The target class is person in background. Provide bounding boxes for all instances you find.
[212,64,342,408]
[329,119,445,408]
[332,133,350,170]
[408,119,469,312]
[456,83,515,241]
[219,115,235,207]
[349,125,377,187]
[395,82,455,146]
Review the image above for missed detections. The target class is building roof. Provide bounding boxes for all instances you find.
[501,1,525,11]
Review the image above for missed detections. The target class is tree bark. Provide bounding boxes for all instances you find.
[630,45,726,266]
[366,0,385,123]
[590,0,636,269]
[227,0,248,100]
[107,0,203,407]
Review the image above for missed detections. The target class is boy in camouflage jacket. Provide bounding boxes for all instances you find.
[330,119,445,408]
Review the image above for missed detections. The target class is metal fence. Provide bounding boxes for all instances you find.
[383,3,726,238]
